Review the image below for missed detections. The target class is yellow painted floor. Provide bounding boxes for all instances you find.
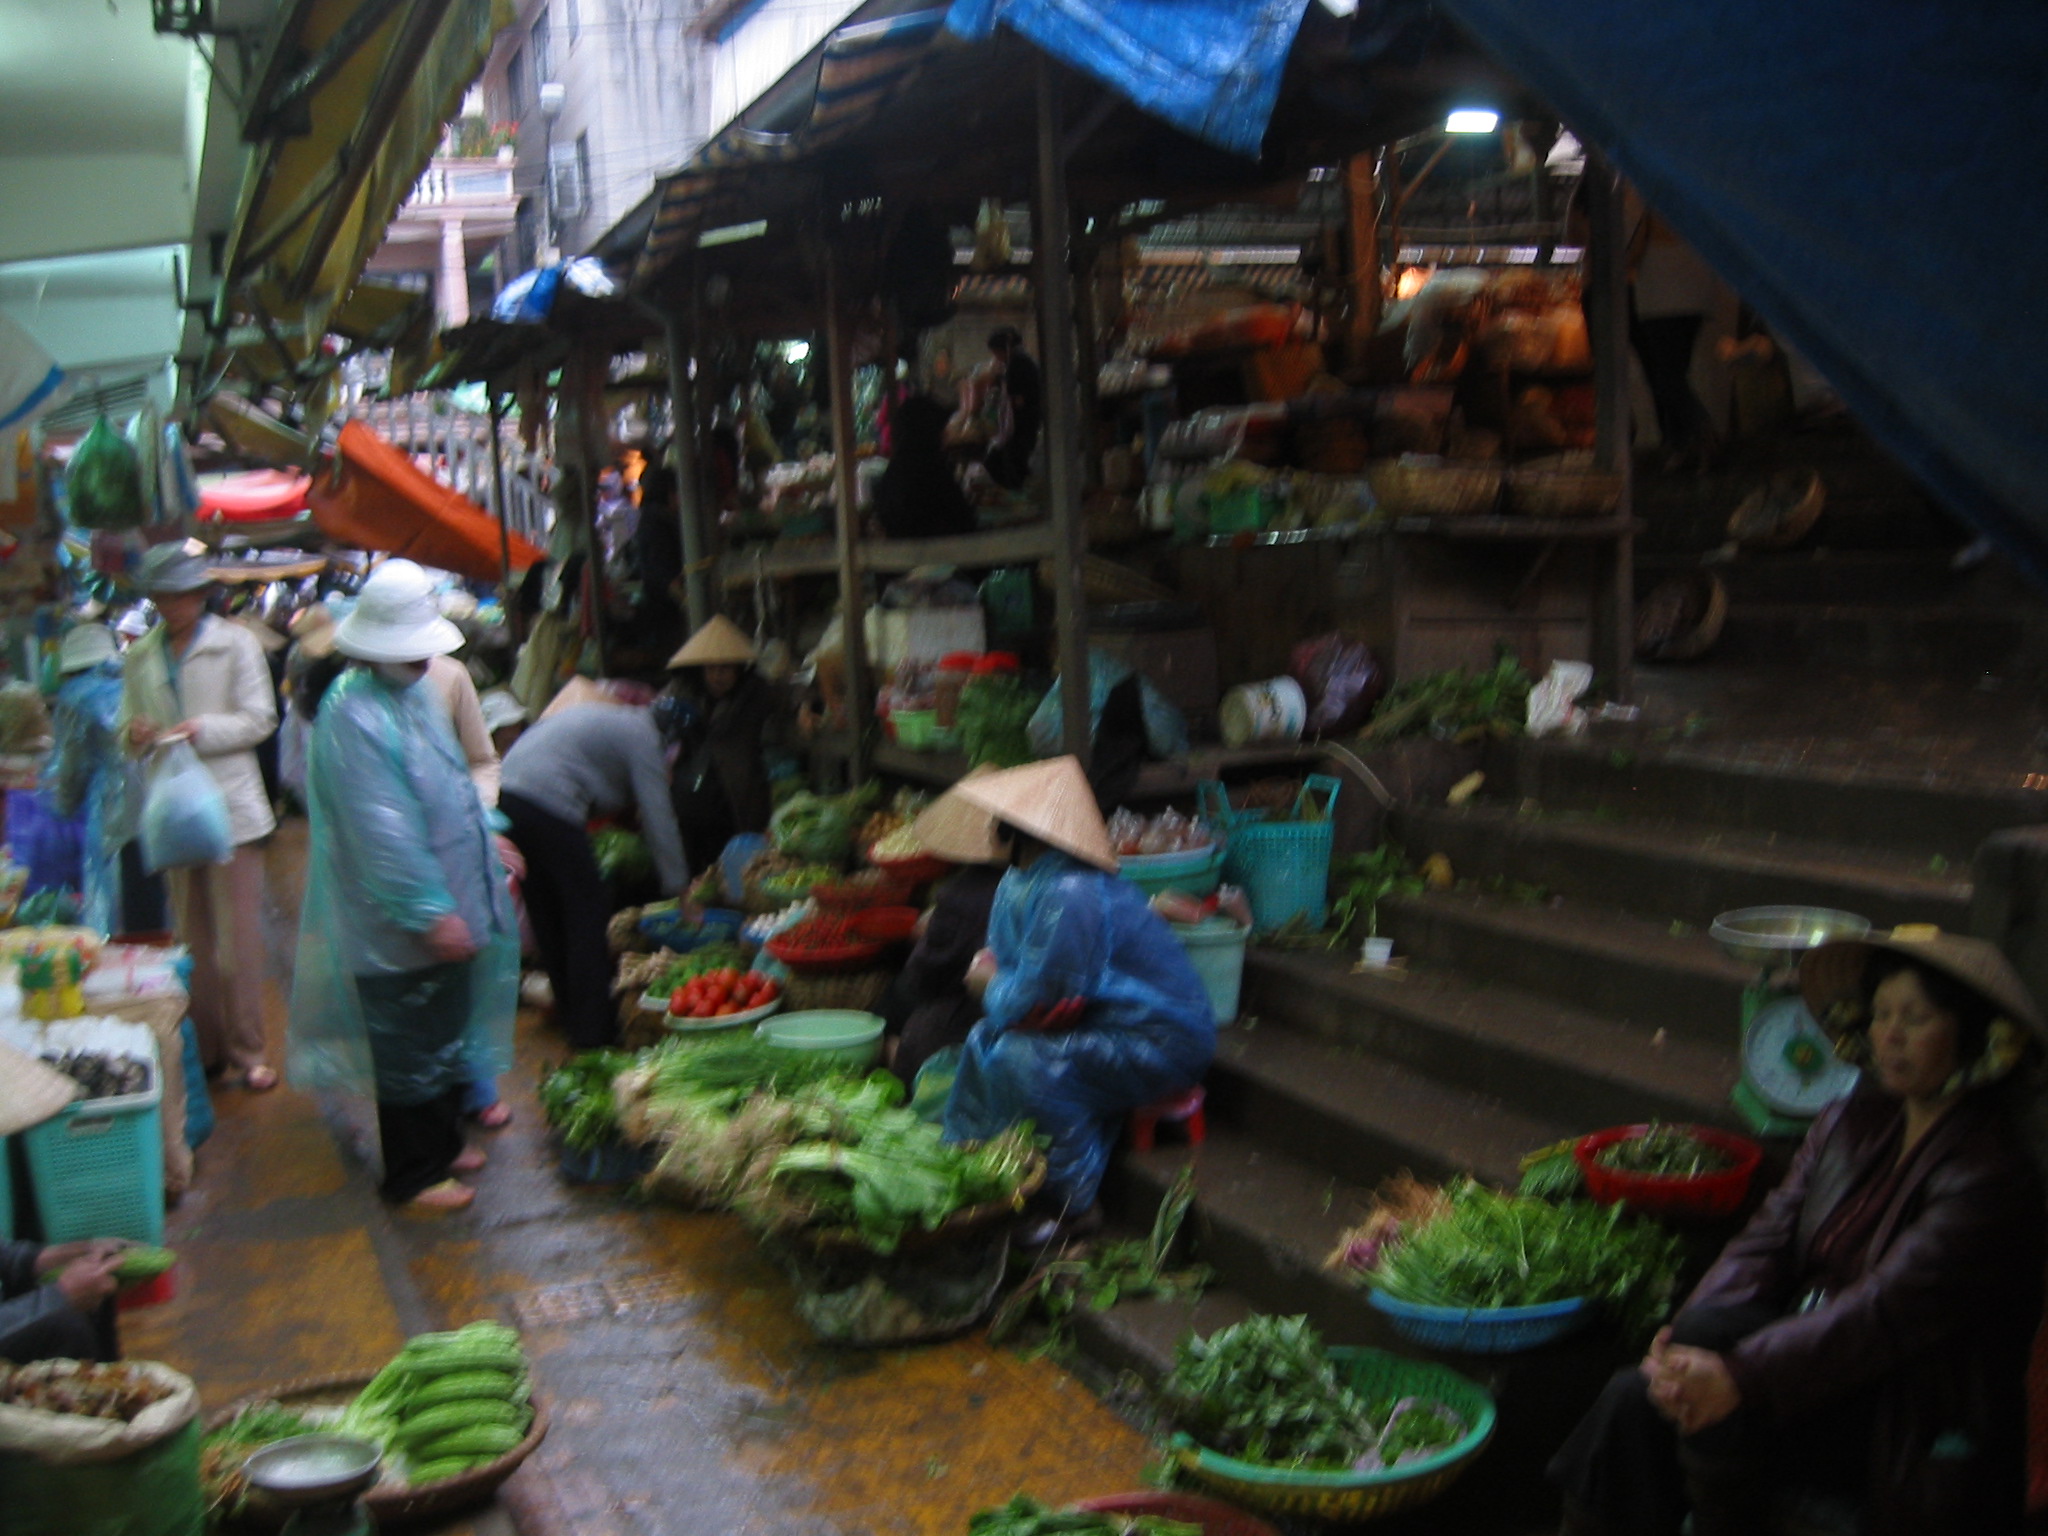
[127,825,1154,1534]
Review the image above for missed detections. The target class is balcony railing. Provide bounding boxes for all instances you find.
[406,158,517,210]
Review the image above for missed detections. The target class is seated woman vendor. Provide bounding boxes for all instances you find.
[1551,926,2046,1536]
[937,757,1215,1248]
[0,1044,128,1362]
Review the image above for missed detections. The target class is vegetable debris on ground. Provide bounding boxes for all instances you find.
[538,1050,637,1152]
[1338,1178,1682,1338]
[1328,846,1426,944]
[1164,1314,1464,1472]
[967,1495,1201,1535]
[989,1165,1211,1345]
[1594,1124,1735,1179]
[1359,652,1530,743]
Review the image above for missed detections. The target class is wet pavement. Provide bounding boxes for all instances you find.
[127,823,1153,1535]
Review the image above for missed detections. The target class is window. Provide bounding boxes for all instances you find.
[532,6,554,88]
[548,134,588,218]
[506,47,526,113]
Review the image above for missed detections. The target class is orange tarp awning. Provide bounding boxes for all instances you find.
[310,420,544,583]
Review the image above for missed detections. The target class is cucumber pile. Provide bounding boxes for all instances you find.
[337,1321,535,1485]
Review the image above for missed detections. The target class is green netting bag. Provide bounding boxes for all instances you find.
[66,414,147,530]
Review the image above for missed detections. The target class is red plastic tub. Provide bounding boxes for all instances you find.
[1073,1492,1279,1536]
[117,1268,176,1312]
[1573,1124,1764,1219]
[765,918,887,973]
[846,906,920,944]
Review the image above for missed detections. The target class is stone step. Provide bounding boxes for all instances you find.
[1375,888,1752,1048]
[1238,944,1739,1119]
[1490,738,2048,865]
[1391,802,1972,932]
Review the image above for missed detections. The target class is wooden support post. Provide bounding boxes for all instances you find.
[1035,58,1091,768]
[562,341,612,674]
[823,239,871,781]
[1072,232,1103,489]
[1584,145,1635,701]
[662,307,713,631]
[487,390,523,645]
[1345,153,1382,366]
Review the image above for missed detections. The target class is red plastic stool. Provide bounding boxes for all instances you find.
[1128,1086,1207,1152]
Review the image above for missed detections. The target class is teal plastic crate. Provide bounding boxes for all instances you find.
[23,1069,164,1246]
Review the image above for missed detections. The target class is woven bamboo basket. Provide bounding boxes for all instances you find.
[1635,570,1728,662]
[781,966,891,1013]
[1365,459,1503,518]
[1505,467,1625,518]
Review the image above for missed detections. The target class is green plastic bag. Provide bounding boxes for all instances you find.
[0,1418,203,1536]
[66,414,147,530]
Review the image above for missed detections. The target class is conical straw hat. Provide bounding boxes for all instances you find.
[0,1040,80,1136]
[951,756,1119,872]
[910,765,1010,866]
[668,615,758,668]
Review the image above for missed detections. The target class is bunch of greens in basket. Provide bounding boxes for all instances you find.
[967,1495,1201,1534]
[538,1051,637,1152]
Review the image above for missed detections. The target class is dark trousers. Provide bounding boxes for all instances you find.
[0,1297,119,1363]
[1549,1303,1867,1533]
[358,962,472,1203]
[1629,307,1712,453]
[500,791,615,1049]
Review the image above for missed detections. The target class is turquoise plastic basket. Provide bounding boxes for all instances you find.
[1366,1290,1592,1353]
[1199,775,1341,932]
[23,1071,165,1246]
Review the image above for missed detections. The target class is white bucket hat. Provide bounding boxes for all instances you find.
[58,624,118,674]
[334,559,464,663]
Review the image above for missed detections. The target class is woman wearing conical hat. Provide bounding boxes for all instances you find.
[932,756,1214,1247]
[666,615,786,870]
[1552,927,2047,1536]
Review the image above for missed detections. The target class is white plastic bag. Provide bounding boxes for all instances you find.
[138,742,231,873]
[1526,660,1595,738]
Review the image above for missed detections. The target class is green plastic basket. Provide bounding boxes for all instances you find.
[1198,775,1341,932]
[1172,1346,1495,1523]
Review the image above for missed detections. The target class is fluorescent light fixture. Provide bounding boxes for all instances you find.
[1445,109,1500,135]
[1317,0,1359,13]
[698,219,768,248]
[783,341,811,364]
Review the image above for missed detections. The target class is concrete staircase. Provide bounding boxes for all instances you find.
[1079,735,2048,1533]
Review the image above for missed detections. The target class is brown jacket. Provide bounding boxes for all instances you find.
[1686,1083,2045,1535]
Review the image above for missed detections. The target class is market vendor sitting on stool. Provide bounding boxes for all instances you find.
[1549,926,2046,1536]
[938,756,1215,1249]
[0,1043,127,1362]
[876,766,1011,1089]
[666,615,785,872]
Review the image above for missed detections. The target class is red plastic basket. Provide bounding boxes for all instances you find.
[1073,1492,1280,1536]
[866,849,951,886]
[811,876,913,910]
[846,906,920,944]
[765,918,887,973]
[117,1268,176,1312]
[1573,1124,1763,1218]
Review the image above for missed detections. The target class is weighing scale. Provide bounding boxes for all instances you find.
[243,1434,383,1536]
[1709,906,1870,1137]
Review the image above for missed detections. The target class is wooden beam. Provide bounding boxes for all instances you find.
[1583,144,1635,701]
[822,239,871,781]
[487,390,522,645]
[1344,153,1381,366]
[1034,57,1091,768]
[661,305,713,631]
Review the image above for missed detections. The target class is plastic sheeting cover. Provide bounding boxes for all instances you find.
[945,0,1313,157]
[1436,0,2048,579]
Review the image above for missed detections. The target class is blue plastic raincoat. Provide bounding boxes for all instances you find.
[943,849,1215,1209]
[45,661,129,934]
[288,668,517,1117]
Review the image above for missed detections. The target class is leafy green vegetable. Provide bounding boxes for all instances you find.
[1360,1179,1681,1339]
[1359,651,1530,743]
[591,828,654,881]
[956,674,1037,768]
[538,1051,637,1152]
[1516,1145,1586,1200]
[1594,1124,1734,1178]
[1164,1314,1463,1472]
[990,1165,1211,1345]
[652,943,754,995]
[967,1495,1200,1535]
[771,783,880,863]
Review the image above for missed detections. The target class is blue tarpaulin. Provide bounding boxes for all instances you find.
[1437,0,2048,578]
[945,0,1313,158]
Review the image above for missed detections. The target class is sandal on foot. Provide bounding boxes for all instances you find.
[451,1147,488,1174]
[404,1180,475,1211]
[470,1102,513,1130]
[241,1064,280,1093]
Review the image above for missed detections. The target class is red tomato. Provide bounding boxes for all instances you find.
[716,1003,741,1016]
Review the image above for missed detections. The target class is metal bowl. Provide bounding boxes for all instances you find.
[243,1434,382,1507]
[1709,906,1871,971]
